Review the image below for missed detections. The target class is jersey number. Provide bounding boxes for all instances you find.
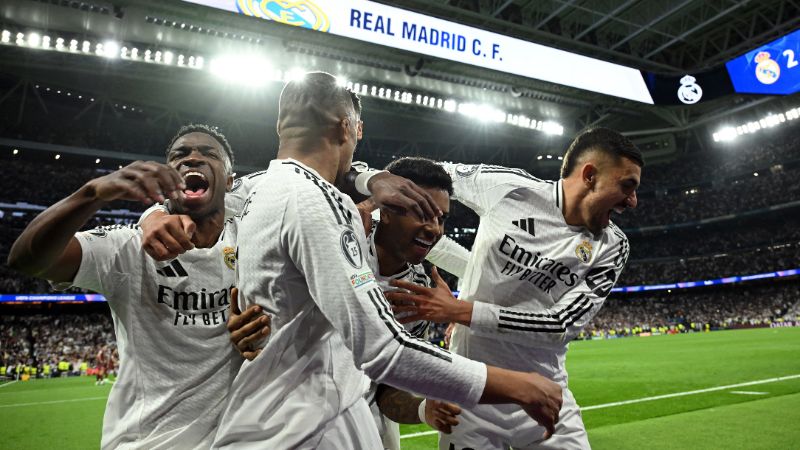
[585,266,617,297]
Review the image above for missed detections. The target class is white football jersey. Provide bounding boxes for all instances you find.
[65,220,242,449]
[212,159,486,449]
[364,220,433,450]
[440,163,629,385]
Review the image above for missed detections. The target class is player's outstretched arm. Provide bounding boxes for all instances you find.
[7,161,183,282]
[285,184,562,435]
[391,246,627,347]
[375,385,462,434]
[426,235,471,279]
[388,266,473,326]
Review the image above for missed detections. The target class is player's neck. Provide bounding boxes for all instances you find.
[561,177,590,229]
[190,207,225,248]
[277,138,339,184]
[374,226,408,276]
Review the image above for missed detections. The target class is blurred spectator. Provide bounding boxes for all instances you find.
[584,282,800,339]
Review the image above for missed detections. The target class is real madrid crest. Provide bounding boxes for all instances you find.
[455,164,479,177]
[677,75,702,104]
[754,51,780,85]
[223,246,236,270]
[575,240,593,264]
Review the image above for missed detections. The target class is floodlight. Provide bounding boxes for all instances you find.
[102,40,119,58]
[285,68,307,82]
[210,55,273,86]
[28,32,40,47]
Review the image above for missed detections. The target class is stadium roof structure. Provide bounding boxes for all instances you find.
[0,0,798,169]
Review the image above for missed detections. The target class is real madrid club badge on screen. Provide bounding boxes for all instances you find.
[575,240,593,264]
[677,75,703,104]
[754,51,781,85]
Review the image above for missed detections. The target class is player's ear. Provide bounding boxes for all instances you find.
[226,175,234,192]
[338,117,352,145]
[581,163,597,188]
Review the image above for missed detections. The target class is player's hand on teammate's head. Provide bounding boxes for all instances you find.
[355,198,377,235]
[387,267,464,324]
[141,212,196,261]
[367,172,442,221]
[227,287,270,361]
[424,399,461,434]
[87,160,185,205]
[519,372,563,440]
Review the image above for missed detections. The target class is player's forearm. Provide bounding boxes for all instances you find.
[470,298,597,346]
[376,385,423,424]
[8,183,104,276]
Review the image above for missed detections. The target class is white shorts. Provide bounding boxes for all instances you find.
[438,388,589,450]
[312,399,383,450]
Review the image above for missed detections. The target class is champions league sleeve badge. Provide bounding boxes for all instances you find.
[754,51,781,85]
[575,240,593,264]
[223,246,236,270]
[677,75,703,104]
[340,230,364,269]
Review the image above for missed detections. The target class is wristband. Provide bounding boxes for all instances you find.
[417,399,427,424]
[355,170,387,196]
[137,203,169,226]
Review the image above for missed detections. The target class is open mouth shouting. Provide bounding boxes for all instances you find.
[182,171,211,202]
[411,236,435,259]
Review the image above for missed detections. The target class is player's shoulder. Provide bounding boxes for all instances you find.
[80,223,141,241]
[605,221,628,243]
[479,164,555,190]
[277,160,358,226]
[230,168,270,194]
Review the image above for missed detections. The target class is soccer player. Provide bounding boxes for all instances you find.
[7,124,243,449]
[224,157,469,448]
[387,128,642,449]
[210,72,562,448]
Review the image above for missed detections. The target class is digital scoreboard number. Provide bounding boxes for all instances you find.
[726,28,800,95]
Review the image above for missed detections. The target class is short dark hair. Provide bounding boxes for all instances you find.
[166,123,235,170]
[560,127,644,178]
[278,71,359,130]
[385,157,453,196]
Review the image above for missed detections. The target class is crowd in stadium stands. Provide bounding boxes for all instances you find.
[619,242,800,286]
[0,314,115,379]
[627,217,800,260]
[638,132,800,191]
[584,282,800,339]
[3,281,797,373]
[613,165,800,228]
[0,106,170,159]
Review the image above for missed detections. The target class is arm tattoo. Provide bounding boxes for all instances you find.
[375,384,423,424]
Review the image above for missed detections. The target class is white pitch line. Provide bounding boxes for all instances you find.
[401,430,438,440]
[582,374,800,411]
[0,396,107,409]
[399,373,800,440]
[0,380,19,389]
[730,391,768,395]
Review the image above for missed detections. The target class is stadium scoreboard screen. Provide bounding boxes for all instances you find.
[726,28,800,95]
[181,0,654,103]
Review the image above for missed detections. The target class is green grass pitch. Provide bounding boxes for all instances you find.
[1,327,798,449]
